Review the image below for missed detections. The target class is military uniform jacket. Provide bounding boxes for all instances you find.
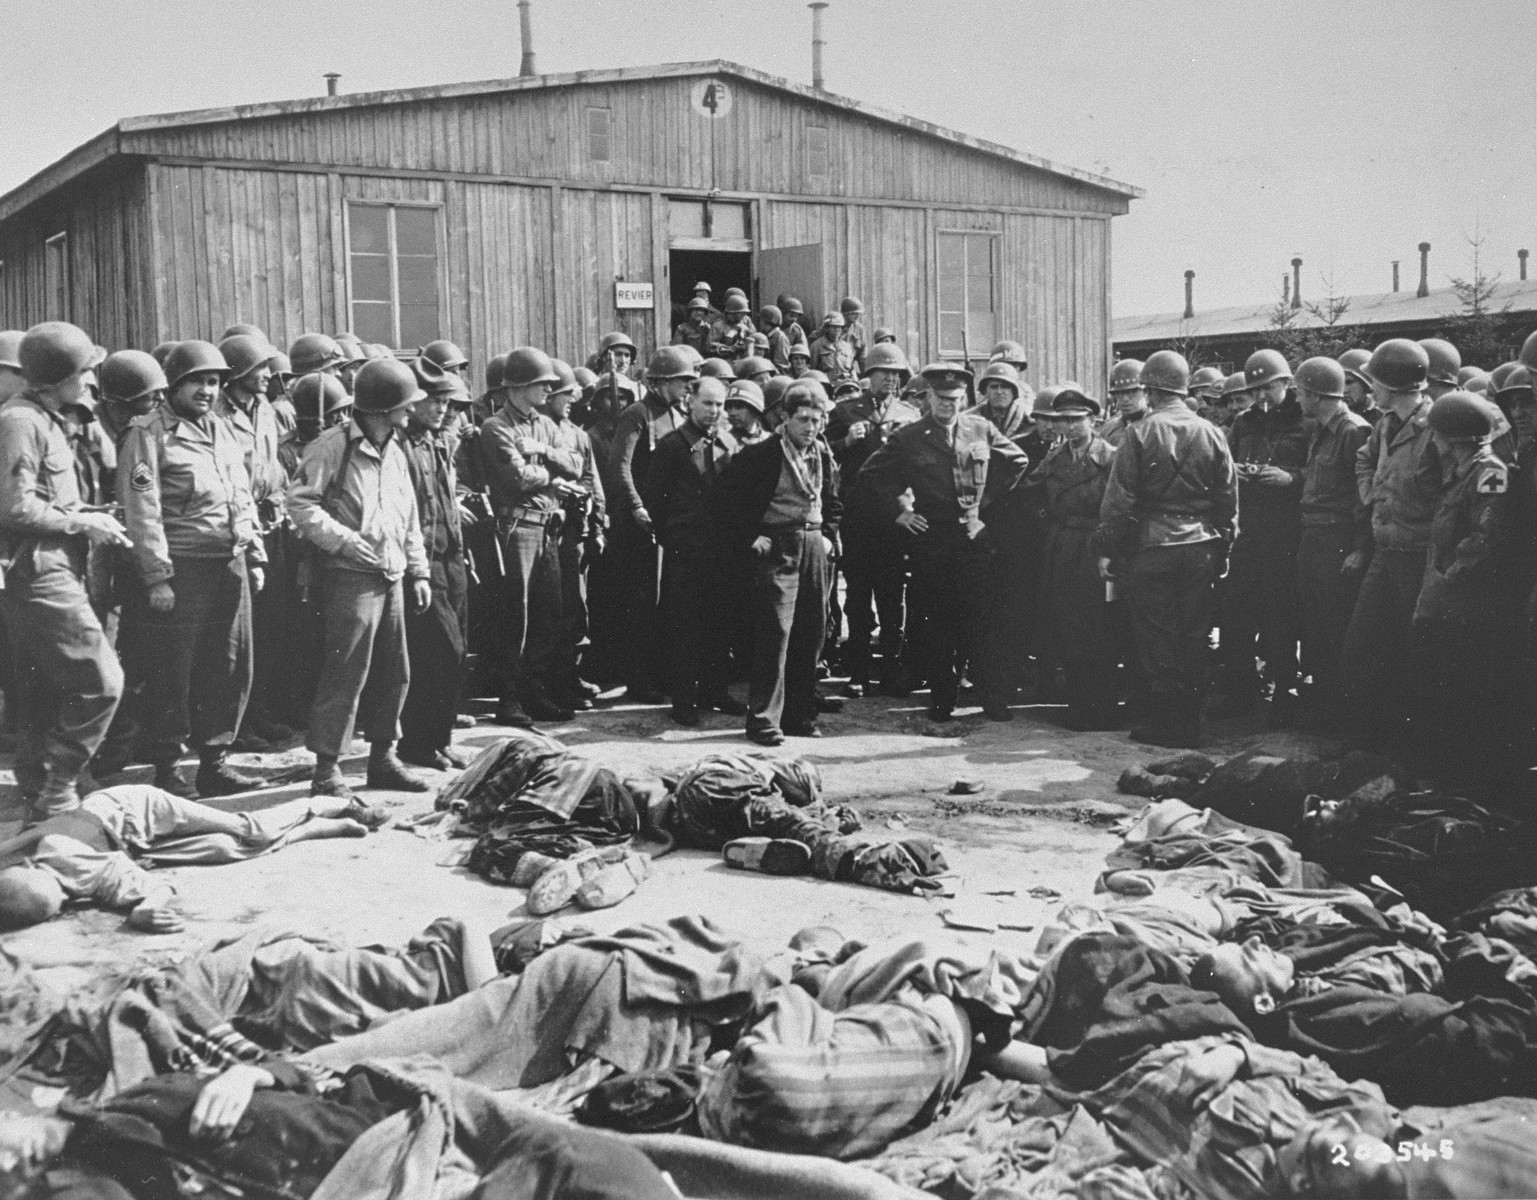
[1301,406,1372,555]
[1031,436,1118,652]
[479,405,583,520]
[807,333,857,384]
[286,421,427,583]
[764,327,793,372]
[214,390,286,519]
[118,407,265,587]
[1355,399,1443,553]
[1414,447,1510,625]
[1096,403,1238,561]
[670,322,712,356]
[708,317,756,360]
[826,390,924,491]
[402,426,463,560]
[857,412,1028,535]
[644,423,739,545]
[1099,410,1147,449]
[0,394,90,574]
[1227,400,1307,545]
[612,397,686,517]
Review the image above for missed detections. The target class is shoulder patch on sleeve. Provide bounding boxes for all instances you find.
[1476,464,1508,494]
[129,461,154,493]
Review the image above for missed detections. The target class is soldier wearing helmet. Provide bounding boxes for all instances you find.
[1100,359,1147,448]
[786,341,812,382]
[333,334,368,394]
[733,356,776,389]
[1096,350,1238,748]
[840,297,868,376]
[0,330,27,407]
[859,362,1028,723]
[287,357,435,801]
[672,297,714,358]
[1418,338,1462,400]
[724,379,769,445]
[117,340,268,798]
[0,322,131,819]
[279,374,352,477]
[1412,390,1517,777]
[421,339,470,382]
[778,295,812,354]
[97,351,167,447]
[709,295,757,362]
[1189,366,1225,421]
[989,340,1029,374]
[474,348,587,724]
[808,310,856,384]
[266,352,297,434]
[827,340,922,696]
[1337,339,1443,753]
[1336,348,1376,420]
[1215,347,1307,721]
[1293,356,1371,721]
[590,330,642,386]
[288,333,346,378]
[757,305,792,372]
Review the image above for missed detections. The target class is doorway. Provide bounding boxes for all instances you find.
[668,248,753,332]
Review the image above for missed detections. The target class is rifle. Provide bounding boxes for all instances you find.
[960,331,976,407]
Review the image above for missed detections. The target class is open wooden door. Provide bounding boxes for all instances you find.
[757,243,824,321]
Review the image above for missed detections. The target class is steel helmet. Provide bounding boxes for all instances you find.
[100,350,168,404]
[597,331,637,357]
[0,330,24,370]
[221,322,266,341]
[692,281,712,295]
[1142,350,1190,396]
[832,379,862,400]
[1465,374,1491,394]
[163,340,230,389]
[289,333,345,374]
[734,355,775,379]
[1418,337,1461,385]
[863,341,912,380]
[365,343,393,361]
[781,296,805,316]
[1496,364,1532,399]
[723,287,746,300]
[647,345,701,380]
[763,375,792,411]
[1221,371,1250,399]
[1108,359,1144,393]
[675,344,704,368]
[1428,391,1498,442]
[573,366,598,391]
[421,339,469,371]
[594,371,639,399]
[873,327,896,344]
[1518,329,1537,372]
[1189,365,1226,394]
[334,333,368,366]
[1487,362,1520,395]
[1337,348,1373,388]
[412,353,456,396]
[270,352,294,380]
[989,339,1029,368]
[841,296,864,316]
[1294,356,1346,399]
[758,304,783,326]
[1243,348,1292,389]
[502,347,561,388]
[1367,339,1430,391]
[687,297,711,312]
[18,322,98,386]
[725,379,765,413]
[700,357,735,380]
[485,354,508,390]
[218,334,277,381]
[788,343,811,361]
[821,310,846,328]
[292,372,353,422]
[1034,384,1061,410]
[546,358,579,398]
[977,360,1021,396]
[804,370,832,388]
[354,357,424,413]
[1457,365,1483,385]
[723,294,750,315]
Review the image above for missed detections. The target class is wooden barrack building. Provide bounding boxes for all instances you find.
[0,60,1139,393]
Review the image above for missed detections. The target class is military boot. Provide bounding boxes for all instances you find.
[195,750,264,798]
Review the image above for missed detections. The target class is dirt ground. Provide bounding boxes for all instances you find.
[0,692,1323,1024]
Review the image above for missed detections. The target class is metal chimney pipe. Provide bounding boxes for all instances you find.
[1392,261,1400,292]
[324,73,340,96]
[1417,242,1431,298]
[809,2,829,90]
[1183,269,1194,319]
[1291,257,1303,309]
[1282,274,1290,305]
[1520,249,1529,281]
[518,0,537,77]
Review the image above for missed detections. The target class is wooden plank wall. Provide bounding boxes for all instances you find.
[128,76,1127,215]
[0,165,153,349]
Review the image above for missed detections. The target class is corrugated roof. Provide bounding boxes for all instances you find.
[1114,278,1537,345]
[0,59,1140,224]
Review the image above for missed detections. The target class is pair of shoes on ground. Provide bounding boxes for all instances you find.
[397,745,472,771]
[153,756,265,800]
[524,845,651,915]
[722,836,812,876]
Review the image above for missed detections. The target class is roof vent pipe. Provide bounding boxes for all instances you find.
[1392,261,1400,292]
[809,2,829,90]
[1520,249,1529,281]
[1291,257,1303,309]
[1282,274,1290,305]
[1183,269,1194,319]
[518,0,537,77]
[324,73,340,96]
[1417,242,1431,298]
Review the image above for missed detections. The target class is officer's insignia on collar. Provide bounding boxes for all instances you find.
[130,462,153,493]
[1476,465,1508,495]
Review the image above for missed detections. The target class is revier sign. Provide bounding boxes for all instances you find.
[615,282,654,309]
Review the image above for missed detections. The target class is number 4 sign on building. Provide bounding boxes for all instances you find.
[691,79,733,119]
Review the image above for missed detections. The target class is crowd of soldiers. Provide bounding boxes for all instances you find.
[1,283,1534,826]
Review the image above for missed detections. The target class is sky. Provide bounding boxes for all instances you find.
[4,0,1534,317]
